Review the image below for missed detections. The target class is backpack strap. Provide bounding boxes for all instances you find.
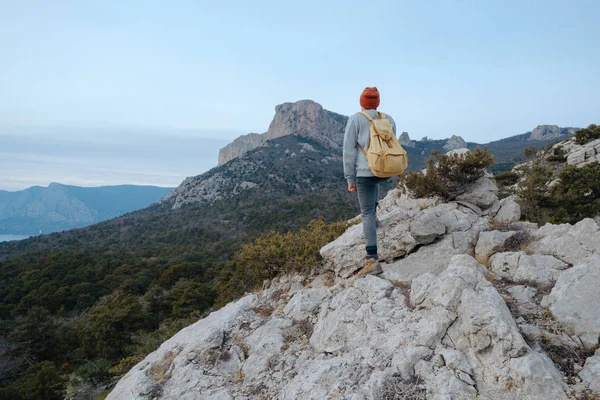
[359,111,374,121]
[359,111,387,121]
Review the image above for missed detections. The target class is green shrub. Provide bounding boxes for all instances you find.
[517,164,553,223]
[215,220,349,304]
[574,124,600,145]
[236,219,348,284]
[518,162,600,224]
[494,171,519,186]
[549,162,600,223]
[546,146,567,163]
[400,148,494,200]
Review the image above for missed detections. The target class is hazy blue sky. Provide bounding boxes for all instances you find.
[1,0,599,190]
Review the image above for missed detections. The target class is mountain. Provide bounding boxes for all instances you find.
[0,183,173,235]
[108,176,600,399]
[219,106,577,174]
[218,100,347,165]
[529,124,577,141]
[0,99,587,398]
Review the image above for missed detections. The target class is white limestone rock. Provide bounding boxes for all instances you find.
[579,348,600,392]
[532,218,600,264]
[475,230,519,261]
[107,294,259,400]
[541,255,600,349]
[493,195,521,224]
[443,135,467,151]
[489,251,569,285]
[455,176,499,209]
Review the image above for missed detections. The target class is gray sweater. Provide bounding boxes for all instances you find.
[343,109,397,184]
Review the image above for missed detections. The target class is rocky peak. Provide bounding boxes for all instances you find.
[529,125,577,141]
[217,133,264,166]
[443,135,467,150]
[217,100,347,166]
[110,173,600,399]
[399,132,413,147]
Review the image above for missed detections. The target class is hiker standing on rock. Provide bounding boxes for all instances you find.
[343,87,408,277]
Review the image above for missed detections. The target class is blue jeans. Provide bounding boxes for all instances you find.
[356,177,385,259]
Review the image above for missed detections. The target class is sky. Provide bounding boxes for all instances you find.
[1,0,599,190]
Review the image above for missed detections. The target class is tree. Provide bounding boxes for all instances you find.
[17,361,65,400]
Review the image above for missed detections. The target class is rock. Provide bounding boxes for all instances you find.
[489,252,569,286]
[579,348,600,392]
[541,255,600,349]
[283,288,329,320]
[567,149,586,165]
[443,135,467,151]
[532,218,600,265]
[399,132,414,147]
[217,100,347,165]
[493,195,521,224]
[218,133,265,166]
[384,234,469,282]
[409,208,447,244]
[446,147,470,156]
[529,125,564,141]
[455,177,499,209]
[475,230,519,262]
[106,294,258,400]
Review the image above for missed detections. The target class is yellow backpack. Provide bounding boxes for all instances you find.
[358,111,409,177]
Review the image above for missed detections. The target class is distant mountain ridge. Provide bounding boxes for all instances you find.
[218,101,577,173]
[218,100,347,165]
[0,183,173,235]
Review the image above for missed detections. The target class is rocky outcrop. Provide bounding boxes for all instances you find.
[217,100,347,165]
[118,148,600,400]
[399,132,414,147]
[265,100,347,148]
[529,125,576,141]
[559,138,600,166]
[443,135,467,151]
[218,133,264,166]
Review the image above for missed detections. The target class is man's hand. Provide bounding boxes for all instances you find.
[348,183,357,192]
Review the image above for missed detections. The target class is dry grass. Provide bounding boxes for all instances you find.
[269,288,288,302]
[380,376,426,400]
[232,367,245,383]
[392,280,414,309]
[503,231,532,252]
[234,337,250,359]
[248,305,274,317]
[475,253,491,267]
[150,351,175,384]
[281,318,314,351]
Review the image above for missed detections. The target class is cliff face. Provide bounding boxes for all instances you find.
[265,100,347,148]
[529,125,577,141]
[217,133,264,166]
[217,100,347,166]
[111,172,600,399]
[444,135,467,150]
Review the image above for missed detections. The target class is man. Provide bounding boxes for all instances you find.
[343,87,397,277]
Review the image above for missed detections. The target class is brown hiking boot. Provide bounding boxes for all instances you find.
[356,257,383,278]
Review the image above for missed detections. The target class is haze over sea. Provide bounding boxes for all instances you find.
[0,126,241,191]
[0,234,29,242]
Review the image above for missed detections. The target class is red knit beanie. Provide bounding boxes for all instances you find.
[360,87,380,109]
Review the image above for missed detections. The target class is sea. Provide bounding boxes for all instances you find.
[0,234,29,242]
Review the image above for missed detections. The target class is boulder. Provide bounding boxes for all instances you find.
[475,230,519,262]
[455,177,499,209]
[541,255,600,349]
[489,252,569,286]
[493,195,521,224]
[532,218,600,265]
[579,348,600,392]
